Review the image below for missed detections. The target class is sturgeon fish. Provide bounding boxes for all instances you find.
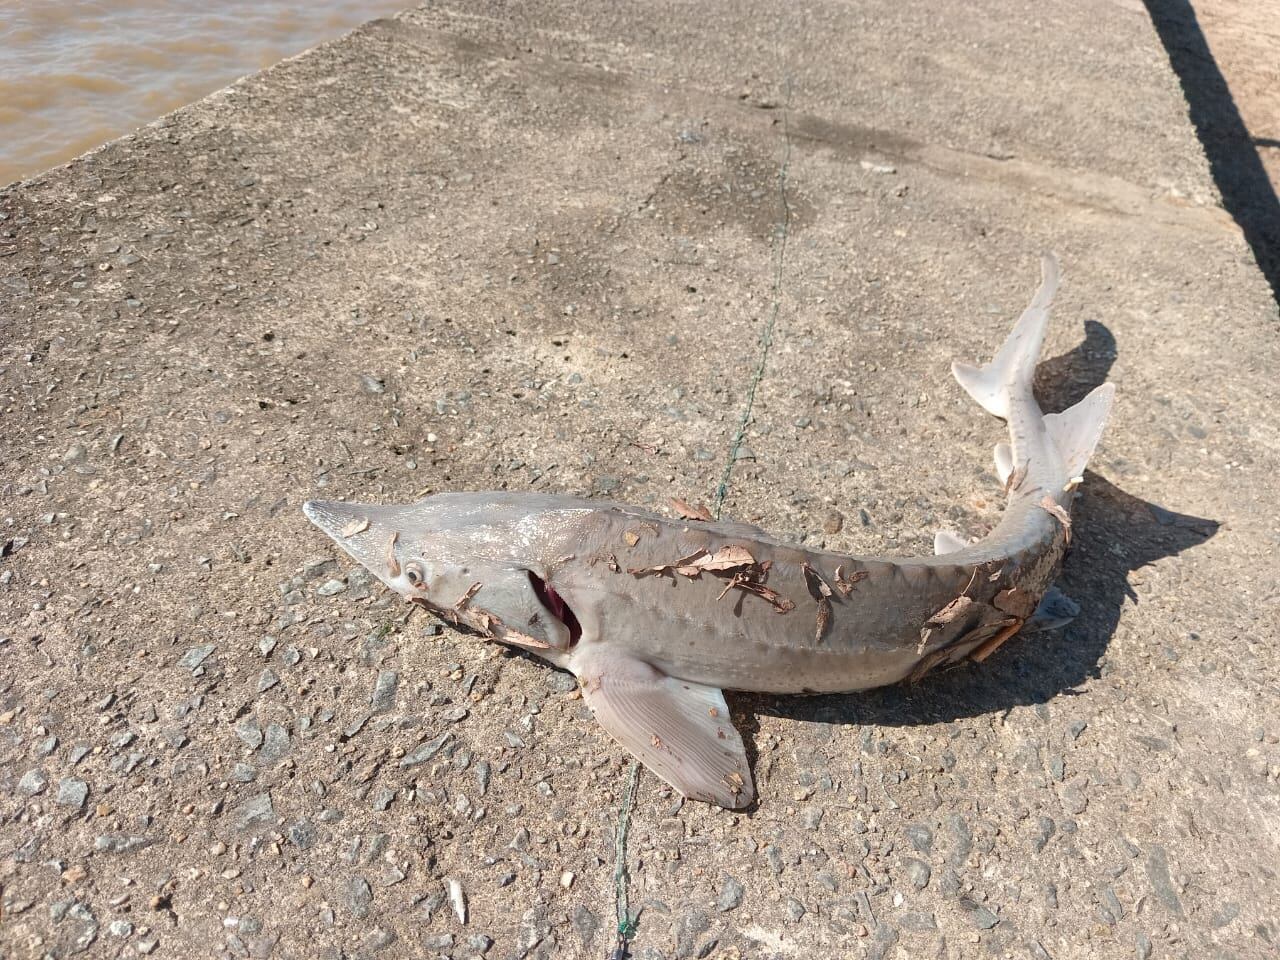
[304,255,1113,808]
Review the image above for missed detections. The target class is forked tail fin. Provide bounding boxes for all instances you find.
[950,253,1059,421]
[952,254,1114,483]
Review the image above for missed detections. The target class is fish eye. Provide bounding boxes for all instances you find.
[404,562,426,588]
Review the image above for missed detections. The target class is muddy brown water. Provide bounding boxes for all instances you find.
[0,0,407,187]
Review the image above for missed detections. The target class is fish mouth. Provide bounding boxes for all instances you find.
[527,571,582,647]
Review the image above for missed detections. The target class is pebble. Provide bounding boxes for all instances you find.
[904,823,933,854]
[287,820,316,850]
[545,671,577,693]
[1032,816,1056,852]
[346,877,373,918]
[903,857,931,889]
[959,898,999,930]
[717,875,745,912]
[257,668,280,693]
[259,724,291,764]
[235,718,264,750]
[233,793,275,832]
[570,904,599,945]
[673,909,711,959]
[316,578,346,597]
[18,768,48,797]
[94,835,155,854]
[109,919,134,937]
[445,876,468,924]
[57,777,88,809]
[1135,932,1153,959]
[371,670,400,712]
[946,815,972,866]
[785,898,806,922]
[232,763,257,783]
[467,934,494,953]
[1145,845,1183,915]
[900,912,937,932]
[178,644,216,670]
[401,731,453,769]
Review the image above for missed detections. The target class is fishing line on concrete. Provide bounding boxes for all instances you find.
[714,74,796,520]
[609,74,797,959]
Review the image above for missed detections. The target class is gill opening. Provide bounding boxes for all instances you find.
[527,571,582,647]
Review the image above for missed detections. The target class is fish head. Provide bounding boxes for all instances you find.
[302,495,587,660]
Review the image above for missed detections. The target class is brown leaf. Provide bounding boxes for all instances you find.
[1038,496,1072,544]
[802,562,833,598]
[669,497,714,522]
[589,554,620,572]
[815,596,832,641]
[926,594,975,627]
[1005,462,1028,494]
[917,595,976,654]
[994,587,1037,619]
[833,565,868,596]
[454,581,483,610]
[628,549,708,579]
[341,517,370,538]
[735,579,796,613]
[689,545,755,573]
[386,531,400,578]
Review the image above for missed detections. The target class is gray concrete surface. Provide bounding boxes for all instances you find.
[3,1,1279,958]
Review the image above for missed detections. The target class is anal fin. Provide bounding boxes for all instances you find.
[572,648,754,809]
[994,442,1014,486]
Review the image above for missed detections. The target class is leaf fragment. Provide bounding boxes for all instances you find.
[1005,462,1029,494]
[669,497,714,522]
[454,581,483,611]
[802,562,833,598]
[386,531,400,578]
[1038,496,1072,544]
[735,579,796,613]
[623,530,640,547]
[917,595,975,654]
[341,517,370,538]
[833,565,868,595]
[814,596,831,640]
[994,587,1037,619]
[689,544,755,573]
[629,549,708,578]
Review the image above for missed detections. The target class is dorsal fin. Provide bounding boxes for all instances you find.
[934,530,968,555]
[1044,383,1115,480]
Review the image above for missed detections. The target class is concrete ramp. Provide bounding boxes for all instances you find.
[2,2,1278,957]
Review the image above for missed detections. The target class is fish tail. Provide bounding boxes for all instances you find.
[952,255,1115,482]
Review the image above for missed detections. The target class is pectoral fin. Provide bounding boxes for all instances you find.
[572,648,754,809]
[1024,586,1080,632]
